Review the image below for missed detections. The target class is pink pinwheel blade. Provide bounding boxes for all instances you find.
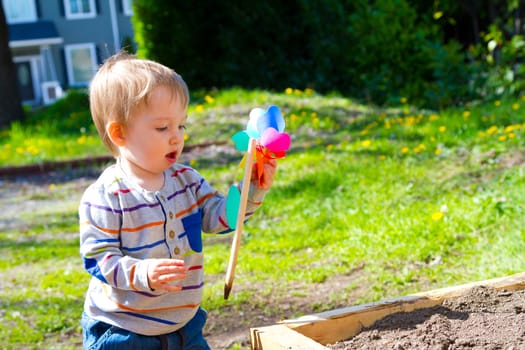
[260,128,291,153]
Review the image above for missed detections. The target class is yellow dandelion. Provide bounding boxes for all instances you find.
[304,88,315,95]
[294,89,302,95]
[190,159,197,167]
[361,140,371,147]
[462,111,471,118]
[430,137,436,142]
[48,184,56,190]
[285,87,293,94]
[195,105,204,112]
[498,135,507,141]
[414,144,425,153]
[431,212,444,221]
[435,148,442,155]
[204,95,214,104]
[184,134,189,141]
[429,114,439,121]
[379,155,386,160]
[521,95,525,102]
[400,97,407,104]
[326,144,334,151]
[509,133,515,139]
[512,103,520,110]
[494,100,501,106]
[16,147,24,154]
[311,112,318,118]
[439,126,446,132]
[401,146,409,154]
[290,113,298,122]
[487,126,498,135]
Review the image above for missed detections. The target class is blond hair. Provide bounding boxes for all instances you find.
[89,52,189,155]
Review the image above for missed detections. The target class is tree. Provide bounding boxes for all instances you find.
[0,5,24,128]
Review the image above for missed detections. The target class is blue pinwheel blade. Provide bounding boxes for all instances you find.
[256,105,285,134]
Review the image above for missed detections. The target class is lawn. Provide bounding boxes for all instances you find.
[0,88,524,349]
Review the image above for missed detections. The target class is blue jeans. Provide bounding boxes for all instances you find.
[81,308,210,350]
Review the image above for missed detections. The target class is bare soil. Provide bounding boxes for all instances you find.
[328,286,525,350]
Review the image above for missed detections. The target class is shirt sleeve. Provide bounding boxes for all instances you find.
[189,170,269,234]
[79,184,152,293]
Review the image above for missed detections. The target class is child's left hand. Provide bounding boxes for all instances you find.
[251,157,277,189]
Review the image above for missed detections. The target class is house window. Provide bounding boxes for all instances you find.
[2,0,37,24]
[122,0,133,16]
[64,0,96,19]
[65,43,97,86]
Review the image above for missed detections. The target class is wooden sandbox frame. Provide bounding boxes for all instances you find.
[250,272,525,349]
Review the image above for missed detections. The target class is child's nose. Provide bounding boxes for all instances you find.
[170,131,183,145]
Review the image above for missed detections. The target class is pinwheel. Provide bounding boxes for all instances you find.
[224,105,291,299]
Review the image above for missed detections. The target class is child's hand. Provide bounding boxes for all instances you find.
[147,259,187,292]
[252,157,277,189]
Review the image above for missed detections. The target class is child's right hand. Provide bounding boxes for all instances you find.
[147,259,187,292]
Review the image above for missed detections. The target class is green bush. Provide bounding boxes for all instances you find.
[28,89,92,134]
[344,0,473,108]
[133,0,316,91]
[132,1,525,109]
[132,1,473,109]
[469,24,525,101]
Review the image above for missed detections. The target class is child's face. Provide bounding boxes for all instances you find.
[119,85,187,180]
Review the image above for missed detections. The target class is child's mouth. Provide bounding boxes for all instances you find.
[166,152,177,162]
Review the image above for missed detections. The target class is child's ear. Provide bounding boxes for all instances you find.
[106,121,126,147]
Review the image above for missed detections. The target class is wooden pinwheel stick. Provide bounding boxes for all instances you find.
[224,138,257,300]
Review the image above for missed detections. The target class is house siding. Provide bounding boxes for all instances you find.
[6,0,135,106]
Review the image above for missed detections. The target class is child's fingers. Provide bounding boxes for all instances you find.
[156,271,187,283]
[148,259,187,289]
[156,258,185,266]
[252,158,277,189]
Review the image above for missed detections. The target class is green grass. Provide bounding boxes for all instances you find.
[1,89,525,349]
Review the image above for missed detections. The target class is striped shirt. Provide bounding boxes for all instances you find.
[79,163,267,336]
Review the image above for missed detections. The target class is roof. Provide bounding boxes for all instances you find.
[8,21,63,48]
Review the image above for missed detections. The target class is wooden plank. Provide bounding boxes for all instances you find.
[251,272,525,348]
[250,324,327,350]
[282,295,440,345]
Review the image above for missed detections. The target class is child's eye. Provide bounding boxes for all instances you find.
[179,125,187,131]
[156,126,168,132]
